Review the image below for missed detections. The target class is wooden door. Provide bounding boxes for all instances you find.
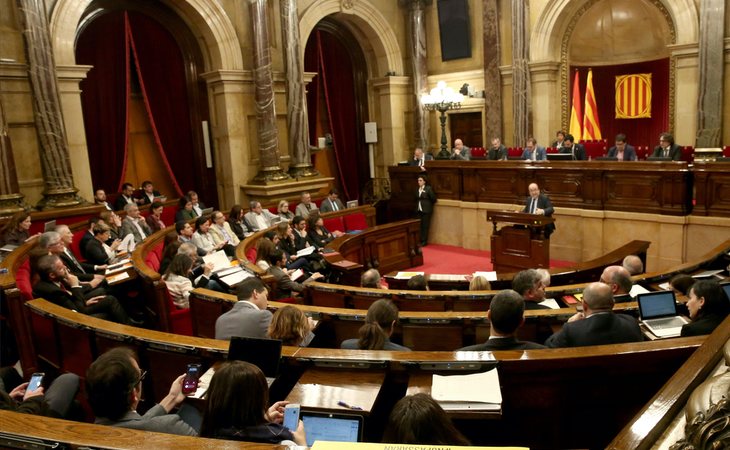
[449,112,483,148]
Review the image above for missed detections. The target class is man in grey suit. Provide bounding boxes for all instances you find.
[243,200,279,231]
[319,188,346,213]
[295,191,318,218]
[215,277,273,340]
[521,137,547,161]
[120,203,152,244]
[450,138,470,160]
[86,347,198,436]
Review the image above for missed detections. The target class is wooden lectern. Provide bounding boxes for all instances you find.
[487,210,555,273]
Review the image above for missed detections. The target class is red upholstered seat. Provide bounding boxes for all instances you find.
[723,146,730,157]
[71,229,88,262]
[470,147,486,159]
[636,146,649,161]
[145,251,161,273]
[160,205,177,226]
[162,282,192,336]
[344,213,368,232]
[323,216,345,234]
[508,147,523,158]
[681,146,694,163]
[246,247,257,263]
[16,259,33,301]
[546,146,559,153]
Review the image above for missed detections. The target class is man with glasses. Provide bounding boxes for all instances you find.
[86,347,199,435]
[651,132,682,160]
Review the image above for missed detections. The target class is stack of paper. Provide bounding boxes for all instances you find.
[473,271,498,281]
[431,369,502,411]
[203,250,231,272]
[394,271,424,280]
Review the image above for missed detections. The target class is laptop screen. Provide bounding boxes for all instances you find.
[721,283,730,303]
[637,291,677,320]
[301,412,362,446]
[227,336,282,378]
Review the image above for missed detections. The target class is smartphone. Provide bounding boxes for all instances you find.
[182,364,202,395]
[28,372,44,393]
[283,403,300,431]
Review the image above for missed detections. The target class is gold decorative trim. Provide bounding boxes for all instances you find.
[559,0,677,132]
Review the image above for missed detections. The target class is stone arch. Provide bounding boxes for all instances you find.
[299,0,404,77]
[530,0,699,63]
[49,0,243,71]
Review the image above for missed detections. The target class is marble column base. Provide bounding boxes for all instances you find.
[35,187,86,210]
[288,162,320,179]
[251,167,291,185]
[0,193,27,216]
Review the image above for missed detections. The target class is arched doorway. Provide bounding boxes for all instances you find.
[75,1,215,203]
[304,19,370,202]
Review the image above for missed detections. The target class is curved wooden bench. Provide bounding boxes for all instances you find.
[0,409,284,449]
[23,297,705,449]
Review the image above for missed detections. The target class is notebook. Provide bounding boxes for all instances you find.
[227,336,282,386]
[637,291,689,338]
[300,411,363,446]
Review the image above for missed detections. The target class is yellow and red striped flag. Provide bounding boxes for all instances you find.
[615,73,652,118]
[569,71,582,141]
[582,69,602,140]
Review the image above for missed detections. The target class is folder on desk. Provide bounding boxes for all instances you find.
[431,369,502,411]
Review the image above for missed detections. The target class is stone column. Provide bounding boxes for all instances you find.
[248,0,289,184]
[401,0,431,150]
[511,0,530,146]
[280,0,318,179]
[695,0,725,147]
[0,98,26,215]
[16,0,84,209]
[482,0,502,141]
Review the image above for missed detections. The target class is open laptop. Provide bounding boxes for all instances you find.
[637,291,689,338]
[227,336,282,386]
[43,220,57,232]
[546,153,572,161]
[300,411,363,446]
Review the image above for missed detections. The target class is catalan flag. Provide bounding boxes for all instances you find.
[569,71,582,141]
[582,69,602,140]
[615,73,652,119]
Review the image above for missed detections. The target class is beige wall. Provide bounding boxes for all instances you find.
[0,0,727,208]
[431,199,730,274]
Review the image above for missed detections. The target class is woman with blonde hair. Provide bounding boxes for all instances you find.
[340,299,410,351]
[268,306,315,347]
[469,275,491,291]
[276,200,294,222]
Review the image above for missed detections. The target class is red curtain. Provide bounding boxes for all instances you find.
[76,12,129,193]
[570,59,670,149]
[77,10,194,196]
[305,30,363,201]
[126,12,186,196]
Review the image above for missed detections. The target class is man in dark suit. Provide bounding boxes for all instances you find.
[32,254,131,325]
[215,277,274,340]
[488,137,507,160]
[599,265,633,303]
[651,132,682,160]
[266,250,323,300]
[408,147,432,169]
[137,180,162,205]
[545,282,643,348]
[114,183,136,211]
[606,133,637,161]
[521,137,547,161]
[319,188,346,213]
[79,216,103,260]
[512,269,550,310]
[416,174,436,246]
[457,289,546,351]
[559,134,586,160]
[523,183,555,238]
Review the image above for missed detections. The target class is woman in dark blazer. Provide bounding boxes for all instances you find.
[416,175,436,246]
[681,280,730,337]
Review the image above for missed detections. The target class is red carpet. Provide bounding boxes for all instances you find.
[407,244,574,273]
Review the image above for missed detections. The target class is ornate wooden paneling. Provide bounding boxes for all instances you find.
[693,162,730,216]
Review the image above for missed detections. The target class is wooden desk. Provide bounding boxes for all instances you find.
[285,368,385,415]
[406,371,501,419]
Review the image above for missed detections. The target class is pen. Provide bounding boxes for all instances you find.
[337,400,362,410]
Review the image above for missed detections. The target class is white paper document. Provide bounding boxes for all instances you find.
[537,298,560,309]
[431,369,502,410]
[629,284,651,297]
[394,271,424,280]
[429,274,467,282]
[117,234,136,253]
[296,246,316,257]
[203,250,230,272]
[219,270,253,287]
[473,271,498,281]
[290,268,305,281]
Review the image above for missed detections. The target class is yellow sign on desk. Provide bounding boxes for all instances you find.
[312,443,528,450]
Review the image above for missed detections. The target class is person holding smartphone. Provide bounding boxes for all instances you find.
[0,370,79,419]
